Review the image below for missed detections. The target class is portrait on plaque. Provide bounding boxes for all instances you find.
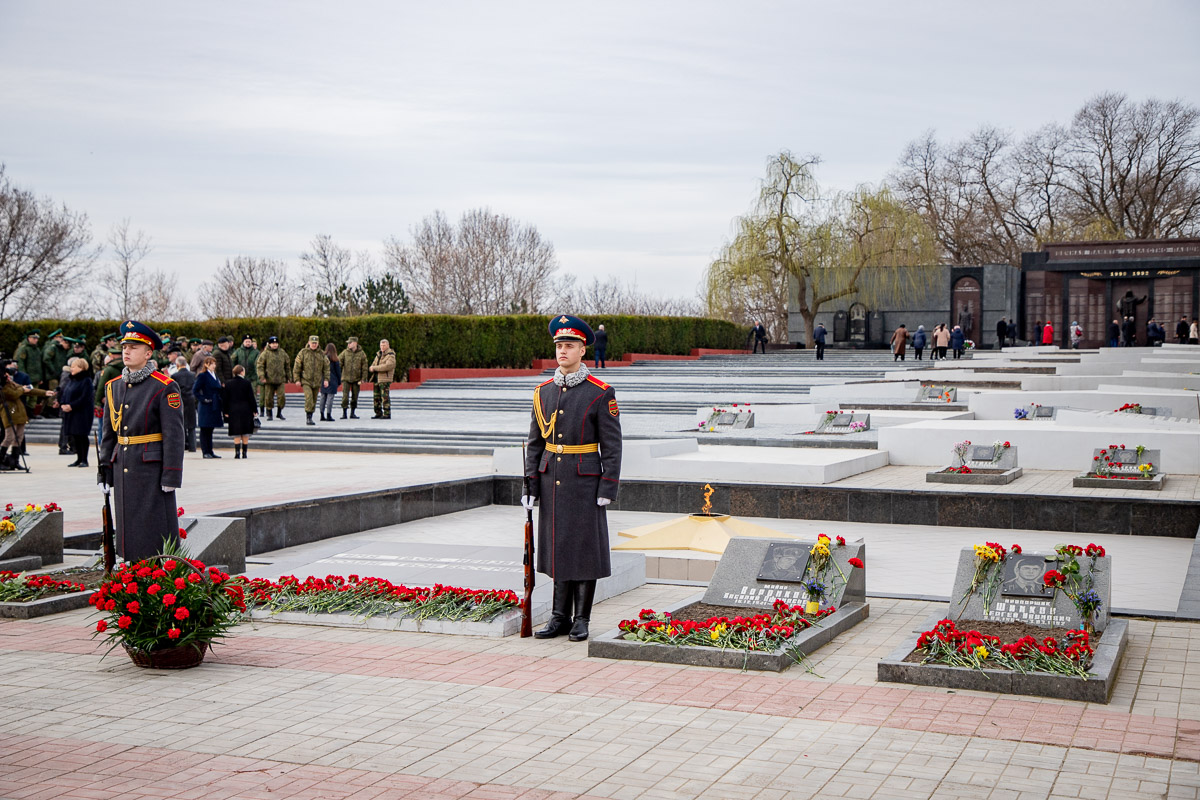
[757,542,808,583]
[1001,555,1050,598]
[1113,449,1137,465]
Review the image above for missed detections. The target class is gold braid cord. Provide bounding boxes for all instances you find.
[532,386,556,441]
[106,380,122,433]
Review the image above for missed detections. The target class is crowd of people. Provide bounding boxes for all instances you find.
[0,328,402,470]
[889,322,968,361]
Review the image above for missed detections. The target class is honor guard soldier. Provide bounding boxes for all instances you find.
[98,321,186,562]
[522,314,622,642]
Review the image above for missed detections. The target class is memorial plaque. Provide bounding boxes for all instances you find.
[1114,450,1137,465]
[818,412,870,434]
[916,386,958,403]
[952,445,1018,471]
[756,542,809,583]
[948,547,1111,631]
[705,537,866,611]
[703,409,755,431]
[1000,554,1051,598]
[1034,406,1055,418]
[969,445,994,462]
[715,412,737,425]
[1086,447,1159,475]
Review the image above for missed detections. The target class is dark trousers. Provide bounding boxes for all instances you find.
[341,382,360,408]
[913,347,923,360]
[753,339,767,354]
[594,348,606,369]
[815,342,825,360]
[69,435,89,464]
[200,427,215,456]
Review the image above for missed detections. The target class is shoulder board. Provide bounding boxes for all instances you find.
[106,375,122,387]
[151,371,172,385]
[536,378,554,388]
[586,375,610,390]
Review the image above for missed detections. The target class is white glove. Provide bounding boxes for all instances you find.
[162,486,173,493]
[520,495,535,511]
[597,497,612,506]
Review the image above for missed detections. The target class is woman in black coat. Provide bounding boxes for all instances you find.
[59,357,94,468]
[222,365,258,459]
[193,356,224,459]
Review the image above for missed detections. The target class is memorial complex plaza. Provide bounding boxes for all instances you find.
[7,344,1200,799]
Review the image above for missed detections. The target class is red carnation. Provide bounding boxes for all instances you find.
[147,583,161,596]
[95,620,107,632]
[126,601,140,614]
[177,507,185,517]
[117,615,132,629]
[187,573,201,584]
[1011,544,1022,554]
[163,559,177,570]
[174,578,186,590]
[162,593,176,606]
[167,628,181,640]
[174,607,190,621]
[848,557,864,569]
[178,527,187,540]
[836,535,846,546]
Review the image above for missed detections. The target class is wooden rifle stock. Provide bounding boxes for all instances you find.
[520,445,535,637]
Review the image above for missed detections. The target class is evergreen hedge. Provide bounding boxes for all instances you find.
[1,314,747,376]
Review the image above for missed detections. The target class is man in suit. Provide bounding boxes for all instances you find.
[751,321,768,354]
[593,324,608,369]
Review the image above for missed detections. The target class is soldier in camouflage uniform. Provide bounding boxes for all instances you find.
[13,330,43,417]
[41,329,71,411]
[231,334,259,410]
[91,333,117,374]
[522,314,622,643]
[368,339,395,419]
[293,335,330,426]
[93,345,123,412]
[255,336,289,420]
[337,336,369,419]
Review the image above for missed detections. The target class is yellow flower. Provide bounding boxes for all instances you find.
[975,645,989,659]
[0,520,14,534]
[817,533,831,544]
[710,628,720,640]
[24,504,34,512]
[811,542,830,557]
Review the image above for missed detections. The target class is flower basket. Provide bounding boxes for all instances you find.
[91,548,245,665]
[122,640,209,670]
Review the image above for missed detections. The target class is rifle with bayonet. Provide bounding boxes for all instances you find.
[520,442,535,638]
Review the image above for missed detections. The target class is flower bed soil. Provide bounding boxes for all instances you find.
[900,620,1075,666]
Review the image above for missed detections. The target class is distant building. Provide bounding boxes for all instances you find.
[789,264,1020,348]
[1020,239,1200,348]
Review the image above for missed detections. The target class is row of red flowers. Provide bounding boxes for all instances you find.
[916,618,1094,678]
[618,598,835,651]
[239,574,521,622]
[0,571,86,602]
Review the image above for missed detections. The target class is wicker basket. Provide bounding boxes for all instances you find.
[123,641,209,670]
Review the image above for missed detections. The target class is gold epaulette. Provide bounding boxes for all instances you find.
[151,371,172,385]
[586,375,609,390]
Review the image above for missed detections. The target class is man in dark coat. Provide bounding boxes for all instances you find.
[214,337,235,384]
[751,321,768,354]
[1177,317,1191,345]
[1121,316,1136,347]
[170,356,199,453]
[593,324,608,369]
[522,314,622,642]
[1107,319,1121,348]
[813,322,826,360]
[996,317,1007,348]
[98,321,186,563]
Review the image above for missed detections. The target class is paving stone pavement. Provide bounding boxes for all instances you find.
[4,587,1200,800]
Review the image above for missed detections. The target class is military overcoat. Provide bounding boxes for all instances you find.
[523,373,622,581]
[99,371,186,562]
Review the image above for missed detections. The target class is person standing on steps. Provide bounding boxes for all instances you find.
[751,321,768,354]
[222,365,258,459]
[231,334,259,411]
[813,322,826,361]
[293,335,330,426]
[255,336,289,420]
[318,343,341,422]
[522,314,622,643]
[368,339,395,420]
[593,324,608,369]
[338,336,368,419]
[193,356,224,458]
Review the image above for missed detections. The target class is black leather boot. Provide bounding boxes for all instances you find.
[534,581,574,639]
[306,413,315,426]
[267,408,273,421]
[568,580,597,642]
[0,447,11,471]
[350,405,358,419]
[276,410,285,421]
[342,408,347,419]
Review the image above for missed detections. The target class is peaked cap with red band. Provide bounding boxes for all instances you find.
[118,320,163,351]
[548,313,595,346]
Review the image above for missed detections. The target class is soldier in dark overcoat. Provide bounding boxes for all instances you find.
[98,321,186,562]
[522,314,622,642]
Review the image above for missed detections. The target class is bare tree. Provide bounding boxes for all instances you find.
[892,93,1200,265]
[101,219,153,319]
[134,270,194,321]
[0,164,98,319]
[196,256,309,319]
[383,209,563,314]
[299,234,355,300]
[705,152,939,346]
[570,276,703,317]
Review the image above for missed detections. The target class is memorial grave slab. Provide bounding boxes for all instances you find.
[590,537,868,671]
[878,545,1128,702]
[927,444,1023,485]
[697,407,755,432]
[0,510,63,571]
[1073,446,1165,490]
[812,412,871,435]
[179,516,247,574]
[1014,404,1056,421]
[248,541,644,637]
[916,385,958,403]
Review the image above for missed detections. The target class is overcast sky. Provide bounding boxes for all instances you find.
[2,1,1198,307]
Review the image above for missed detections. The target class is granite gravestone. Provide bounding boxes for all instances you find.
[948,546,1111,632]
[819,413,871,434]
[1017,405,1056,420]
[955,444,1019,471]
[0,510,63,570]
[703,409,755,431]
[1087,447,1160,476]
[916,386,958,403]
[705,537,865,611]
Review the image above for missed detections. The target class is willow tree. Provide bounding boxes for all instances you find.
[705,151,939,347]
